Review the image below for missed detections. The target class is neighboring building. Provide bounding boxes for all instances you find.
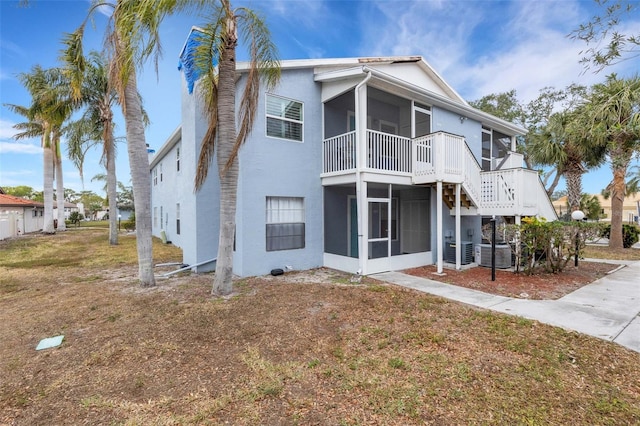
[150,29,556,277]
[0,193,45,240]
[553,194,640,224]
[53,201,79,220]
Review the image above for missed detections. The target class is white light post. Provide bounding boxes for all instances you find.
[571,210,585,267]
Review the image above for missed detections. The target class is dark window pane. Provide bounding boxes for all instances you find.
[266,223,305,251]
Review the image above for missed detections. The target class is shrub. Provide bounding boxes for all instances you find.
[600,224,640,248]
[68,211,84,226]
[483,218,604,275]
[123,212,136,231]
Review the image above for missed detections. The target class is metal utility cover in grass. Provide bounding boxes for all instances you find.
[36,335,64,351]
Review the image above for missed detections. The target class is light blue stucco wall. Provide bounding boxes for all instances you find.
[234,68,324,276]
[432,106,483,164]
[155,69,324,277]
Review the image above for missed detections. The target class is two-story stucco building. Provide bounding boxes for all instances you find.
[150,29,556,278]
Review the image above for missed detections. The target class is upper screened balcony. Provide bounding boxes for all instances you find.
[320,85,556,219]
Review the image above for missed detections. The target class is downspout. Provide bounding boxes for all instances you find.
[355,68,372,275]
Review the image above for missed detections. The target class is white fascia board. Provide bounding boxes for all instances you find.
[314,66,367,82]
[150,126,181,169]
[236,56,422,73]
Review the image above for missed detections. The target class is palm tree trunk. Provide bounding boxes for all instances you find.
[609,167,626,249]
[42,143,56,234]
[608,145,631,249]
[564,169,583,212]
[54,140,67,232]
[122,69,155,286]
[212,23,238,296]
[105,120,118,245]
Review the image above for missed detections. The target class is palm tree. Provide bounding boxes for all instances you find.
[528,111,604,213]
[64,51,121,245]
[63,1,197,286]
[192,1,280,295]
[5,101,54,232]
[6,66,73,234]
[574,75,640,249]
[579,193,603,221]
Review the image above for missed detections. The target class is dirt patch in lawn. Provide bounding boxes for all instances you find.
[403,261,621,300]
[1,230,639,425]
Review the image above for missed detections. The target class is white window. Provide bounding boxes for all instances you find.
[266,94,303,142]
[153,207,158,228]
[160,163,163,182]
[160,206,163,229]
[176,144,181,172]
[266,196,305,251]
[176,203,180,235]
[153,168,158,186]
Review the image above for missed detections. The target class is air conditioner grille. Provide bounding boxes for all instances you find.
[444,241,473,264]
[477,244,511,268]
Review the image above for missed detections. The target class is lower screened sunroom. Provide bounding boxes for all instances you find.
[323,183,433,275]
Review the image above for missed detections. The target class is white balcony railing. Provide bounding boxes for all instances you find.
[481,169,517,209]
[366,130,412,173]
[322,131,356,174]
[413,132,481,205]
[480,168,556,217]
[321,130,554,216]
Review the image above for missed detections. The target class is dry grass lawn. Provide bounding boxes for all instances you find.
[1,229,639,425]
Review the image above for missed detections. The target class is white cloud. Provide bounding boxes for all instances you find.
[0,37,26,59]
[267,0,329,30]
[0,141,41,154]
[0,119,18,139]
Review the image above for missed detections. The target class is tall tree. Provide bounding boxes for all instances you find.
[528,110,605,212]
[573,75,640,248]
[6,66,73,233]
[63,51,121,245]
[570,0,640,72]
[192,0,280,295]
[2,186,36,199]
[64,1,197,285]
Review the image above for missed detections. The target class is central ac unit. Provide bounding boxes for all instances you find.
[477,244,512,268]
[444,241,473,264]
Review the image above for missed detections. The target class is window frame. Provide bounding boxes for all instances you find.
[265,196,305,252]
[176,144,181,172]
[265,93,304,143]
[176,203,180,235]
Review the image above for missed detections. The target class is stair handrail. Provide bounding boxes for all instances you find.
[461,141,481,206]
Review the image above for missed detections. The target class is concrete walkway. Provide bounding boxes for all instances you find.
[373,260,640,353]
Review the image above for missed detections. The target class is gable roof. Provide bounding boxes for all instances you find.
[0,193,44,208]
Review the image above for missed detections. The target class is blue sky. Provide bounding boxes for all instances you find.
[1,0,639,197]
